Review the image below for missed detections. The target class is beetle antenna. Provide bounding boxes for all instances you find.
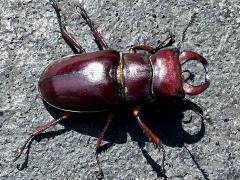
[178,12,198,50]
[50,0,63,28]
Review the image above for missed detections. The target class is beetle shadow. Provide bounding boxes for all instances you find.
[44,98,206,146]
[132,99,209,179]
[16,99,208,179]
[46,99,208,178]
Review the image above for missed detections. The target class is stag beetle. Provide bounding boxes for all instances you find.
[14,0,210,178]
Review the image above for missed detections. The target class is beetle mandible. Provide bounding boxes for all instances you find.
[14,0,210,177]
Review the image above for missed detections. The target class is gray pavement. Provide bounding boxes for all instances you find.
[1,0,240,179]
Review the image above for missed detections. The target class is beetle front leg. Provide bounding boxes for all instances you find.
[128,45,154,54]
[51,0,85,54]
[150,33,175,54]
[132,106,166,173]
[13,112,71,162]
[77,4,109,50]
[129,33,175,54]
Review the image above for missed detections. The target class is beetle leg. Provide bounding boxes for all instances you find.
[150,33,175,54]
[76,4,109,50]
[13,112,71,162]
[129,33,175,54]
[95,110,115,179]
[128,45,154,54]
[50,0,85,54]
[96,111,115,151]
[132,106,166,173]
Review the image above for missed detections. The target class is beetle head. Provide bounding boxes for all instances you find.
[151,48,209,100]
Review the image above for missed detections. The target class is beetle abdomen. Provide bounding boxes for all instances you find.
[38,50,120,112]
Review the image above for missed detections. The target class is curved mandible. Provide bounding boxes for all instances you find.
[179,51,210,96]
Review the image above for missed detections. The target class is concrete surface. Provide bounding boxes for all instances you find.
[1,0,240,179]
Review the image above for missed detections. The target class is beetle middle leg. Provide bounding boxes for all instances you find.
[95,110,115,179]
[77,4,109,50]
[51,0,85,54]
[13,112,71,162]
[132,106,166,173]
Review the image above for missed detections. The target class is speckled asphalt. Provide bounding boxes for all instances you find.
[1,0,240,179]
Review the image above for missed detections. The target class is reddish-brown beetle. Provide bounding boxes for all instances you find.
[14,1,209,178]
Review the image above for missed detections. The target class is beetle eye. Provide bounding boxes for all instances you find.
[177,90,185,99]
[182,70,195,82]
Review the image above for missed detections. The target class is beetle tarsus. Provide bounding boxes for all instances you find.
[76,4,109,50]
[95,152,105,180]
[129,32,175,54]
[150,33,176,54]
[14,113,70,162]
[51,0,85,54]
[13,135,34,162]
[159,144,166,174]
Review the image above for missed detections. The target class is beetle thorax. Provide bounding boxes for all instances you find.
[117,52,154,103]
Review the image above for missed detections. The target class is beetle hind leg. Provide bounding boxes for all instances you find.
[50,0,85,54]
[13,112,71,162]
[132,106,166,173]
[76,4,109,50]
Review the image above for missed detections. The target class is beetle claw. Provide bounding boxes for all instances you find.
[180,51,209,95]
